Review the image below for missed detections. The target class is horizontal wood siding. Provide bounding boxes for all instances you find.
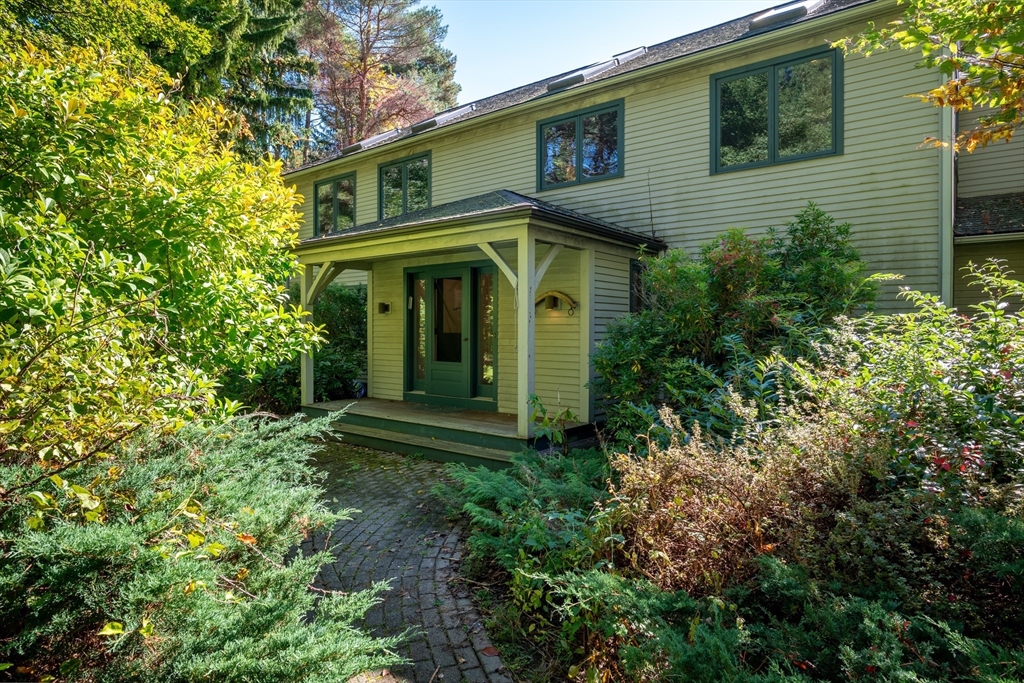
[368,261,404,401]
[291,11,942,310]
[534,247,581,417]
[953,239,1024,313]
[334,269,368,287]
[957,108,1024,198]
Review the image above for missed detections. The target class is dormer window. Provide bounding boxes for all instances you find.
[711,47,843,173]
[537,100,624,191]
[314,173,356,236]
[379,153,431,219]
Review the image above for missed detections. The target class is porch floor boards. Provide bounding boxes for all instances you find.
[310,398,518,439]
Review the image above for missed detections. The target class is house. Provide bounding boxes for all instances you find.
[288,0,1024,464]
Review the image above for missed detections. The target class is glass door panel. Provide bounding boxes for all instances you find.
[410,275,426,391]
[475,269,495,398]
[434,277,463,363]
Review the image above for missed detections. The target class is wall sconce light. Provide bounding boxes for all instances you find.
[377,302,391,314]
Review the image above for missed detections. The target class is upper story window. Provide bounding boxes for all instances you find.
[537,99,624,191]
[379,153,431,219]
[314,173,356,236]
[711,47,842,174]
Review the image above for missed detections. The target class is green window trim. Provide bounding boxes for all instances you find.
[378,152,432,220]
[313,172,356,237]
[536,99,625,192]
[710,47,843,175]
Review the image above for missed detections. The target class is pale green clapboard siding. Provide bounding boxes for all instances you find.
[291,12,943,310]
[953,239,1024,313]
[534,247,581,417]
[333,270,368,287]
[364,249,521,415]
[957,108,1024,198]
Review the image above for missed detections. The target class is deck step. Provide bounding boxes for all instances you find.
[328,420,520,467]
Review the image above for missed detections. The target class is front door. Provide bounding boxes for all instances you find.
[406,263,495,404]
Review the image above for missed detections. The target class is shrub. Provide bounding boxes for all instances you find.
[221,282,368,413]
[447,265,1024,682]
[0,415,400,681]
[591,203,878,439]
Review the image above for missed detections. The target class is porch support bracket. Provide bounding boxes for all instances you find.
[534,244,562,289]
[477,242,517,289]
[305,261,344,307]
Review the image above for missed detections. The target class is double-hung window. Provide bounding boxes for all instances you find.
[379,153,431,219]
[711,47,842,174]
[537,99,624,191]
[314,173,356,236]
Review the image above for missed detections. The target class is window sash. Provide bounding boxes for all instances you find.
[711,48,842,174]
[379,153,431,219]
[313,173,356,237]
[537,100,624,191]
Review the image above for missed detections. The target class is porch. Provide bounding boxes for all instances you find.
[296,190,664,462]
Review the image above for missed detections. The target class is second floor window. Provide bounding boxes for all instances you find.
[537,100,624,191]
[379,153,431,219]
[314,173,356,236]
[712,47,843,173]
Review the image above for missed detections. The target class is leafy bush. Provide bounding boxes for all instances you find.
[446,265,1024,682]
[592,203,878,439]
[0,43,317,482]
[221,282,368,414]
[0,415,399,681]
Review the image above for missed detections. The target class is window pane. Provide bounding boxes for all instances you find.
[477,272,494,386]
[434,277,462,363]
[407,157,430,212]
[381,165,403,219]
[316,182,334,235]
[413,277,426,381]
[335,178,355,230]
[543,120,577,185]
[719,71,769,167]
[582,109,619,178]
[778,57,833,158]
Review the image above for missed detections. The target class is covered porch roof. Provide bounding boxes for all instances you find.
[294,191,663,439]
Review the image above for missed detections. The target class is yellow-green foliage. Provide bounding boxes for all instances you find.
[0,43,319,500]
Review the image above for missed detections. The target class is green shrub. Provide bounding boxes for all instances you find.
[592,203,878,440]
[446,265,1024,682]
[0,415,400,681]
[221,282,368,413]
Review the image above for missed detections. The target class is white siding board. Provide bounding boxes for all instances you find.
[957,107,1024,198]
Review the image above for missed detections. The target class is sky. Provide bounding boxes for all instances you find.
[429,1,781,105]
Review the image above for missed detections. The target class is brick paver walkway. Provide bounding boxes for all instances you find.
[306,443,512,683]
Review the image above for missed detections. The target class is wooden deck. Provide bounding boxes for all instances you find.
[303,398,524,467]
[311,398,519,438]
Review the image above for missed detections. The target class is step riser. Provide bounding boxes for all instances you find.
[334,429,511,469]
[333,412,526,451]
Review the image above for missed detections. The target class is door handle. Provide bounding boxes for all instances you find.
[463,337,469,342]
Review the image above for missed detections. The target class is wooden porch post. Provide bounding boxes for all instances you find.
[516,232,536,438]
[299,263,315,406]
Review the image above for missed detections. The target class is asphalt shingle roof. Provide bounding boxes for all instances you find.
[288,0,875,175]
[955,193,1024,238]
[297,189,666,249]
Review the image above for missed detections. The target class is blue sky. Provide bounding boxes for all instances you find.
[430,1,780,105]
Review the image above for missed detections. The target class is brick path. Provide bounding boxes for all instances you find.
[306,443,512,683]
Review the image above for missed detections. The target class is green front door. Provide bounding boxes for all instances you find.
[428,271,469,397]
[406,263,496,406]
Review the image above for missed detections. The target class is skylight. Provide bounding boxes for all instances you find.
[749,0,824,30]
[547,46,648,93]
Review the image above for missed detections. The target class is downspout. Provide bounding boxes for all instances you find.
[938,48,956,305]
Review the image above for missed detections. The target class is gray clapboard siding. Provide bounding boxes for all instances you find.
[957,108,1024,198]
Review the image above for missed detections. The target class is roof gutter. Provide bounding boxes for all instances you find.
[285,0,888,178]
